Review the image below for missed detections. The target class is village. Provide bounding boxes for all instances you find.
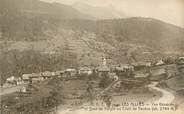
[1,55,184,114]
[3,55,174,86]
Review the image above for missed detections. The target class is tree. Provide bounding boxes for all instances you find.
[99,74,113,88]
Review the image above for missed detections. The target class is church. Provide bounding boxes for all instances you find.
[96,54,110,77]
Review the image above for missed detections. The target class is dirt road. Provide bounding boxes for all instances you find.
[148,82,175,103]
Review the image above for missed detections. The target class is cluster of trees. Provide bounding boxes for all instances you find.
[0,15,58,41]
[2,78,64,114]
[0,48,78,85]
[99,73,113,88]
[59,18,184,52]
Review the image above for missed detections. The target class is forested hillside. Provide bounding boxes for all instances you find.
[1,0,184,85]
[0,0,93,41]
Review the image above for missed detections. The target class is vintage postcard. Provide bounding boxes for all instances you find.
[0,0,184,114]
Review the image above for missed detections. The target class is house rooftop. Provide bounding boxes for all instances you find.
[96,66,110,72]
[65,68,76,72]
[79,66,91,71]
[150,69,166,76]
[42,71,52,77]
[132,62,151,66]
[134,72,149,78]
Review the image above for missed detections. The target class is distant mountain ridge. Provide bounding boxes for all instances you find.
[0,0,93,41]
[1,0,184,64]
[0,0,93,19]
[72,2,127,19]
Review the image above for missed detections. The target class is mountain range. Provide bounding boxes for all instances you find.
[0,0,184,65]
[0,0,93,19]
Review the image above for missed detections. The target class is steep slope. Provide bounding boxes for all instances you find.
[1,17,184,86]
[1,17,184,64]
[0,0,93,41]
[0,0,93,19]
[1,0,183,54]
[58,18,184,53]
[1,0,184,64]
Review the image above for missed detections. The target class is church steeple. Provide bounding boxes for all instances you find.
[102,54,107,66]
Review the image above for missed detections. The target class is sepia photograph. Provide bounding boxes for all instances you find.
[0,0,184,114]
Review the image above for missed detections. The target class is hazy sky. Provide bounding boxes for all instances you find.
[42,0,184,27]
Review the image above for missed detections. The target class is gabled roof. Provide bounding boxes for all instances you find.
[79,66,91,71]
[22,73,40,79]
[132,62,151,67]
[178,57,184,60]
[156,60,165,65]
[22,74,32,79]
[65,68,76,72]
[96,66,110,72]
[135,73,149,78]
[42,71,52,77]
[177,57,184,64]
[31,73,42,77]
[150,69,166,76]
[115,67,124,71]
[7,76,17,81]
